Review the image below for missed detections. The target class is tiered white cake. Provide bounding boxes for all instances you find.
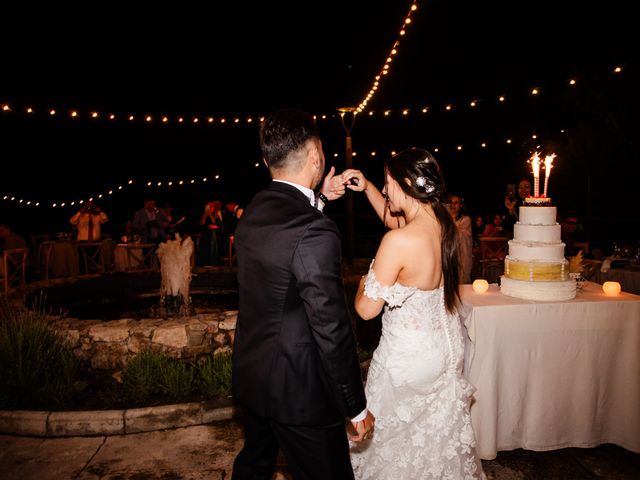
[500,197,576,301]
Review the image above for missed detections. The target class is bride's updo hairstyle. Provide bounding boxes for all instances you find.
[384,148,460,313]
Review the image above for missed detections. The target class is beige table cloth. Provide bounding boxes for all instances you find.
[461,282,640,460]
[49,241,80,277]
[114,243,156,271]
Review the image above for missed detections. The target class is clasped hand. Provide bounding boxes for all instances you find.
[320,168,368,201]
[348,410,376,442]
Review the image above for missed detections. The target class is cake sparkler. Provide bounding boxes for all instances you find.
[529,151,556,198]
[543,154,555,198]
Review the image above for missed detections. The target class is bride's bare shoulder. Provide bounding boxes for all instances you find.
[379,227,413,250]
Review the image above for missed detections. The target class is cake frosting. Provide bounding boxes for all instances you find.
[501,276,576,301]
[500,198,576,301]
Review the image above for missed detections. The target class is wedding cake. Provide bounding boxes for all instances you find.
[500,197,576,301]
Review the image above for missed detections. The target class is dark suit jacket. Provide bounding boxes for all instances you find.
[232,181,366,425]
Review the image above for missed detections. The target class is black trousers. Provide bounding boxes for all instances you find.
[232,407,354,480]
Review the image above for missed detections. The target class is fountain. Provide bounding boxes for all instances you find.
[23,235,239,370]
[156,234,194,317]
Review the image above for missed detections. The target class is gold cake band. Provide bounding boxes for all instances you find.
[505,258,568,282]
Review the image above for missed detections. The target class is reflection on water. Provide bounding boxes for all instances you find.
[57,289,238,321]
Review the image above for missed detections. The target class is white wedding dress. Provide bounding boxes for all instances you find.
[350,262,485,479]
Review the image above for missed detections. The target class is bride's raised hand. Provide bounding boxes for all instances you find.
[341,169,368,192]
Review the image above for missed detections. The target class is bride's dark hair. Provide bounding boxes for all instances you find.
[384,148,460,313]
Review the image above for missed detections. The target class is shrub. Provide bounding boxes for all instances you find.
[120,349,164,404]
[157,356,195,401]
[0,297,85,409]
[198,352,233,398]
[121,349,195,405]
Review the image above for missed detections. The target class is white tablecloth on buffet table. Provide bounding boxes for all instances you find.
[460,282,640,460]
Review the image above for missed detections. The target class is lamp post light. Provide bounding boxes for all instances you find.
[338,107,357,263]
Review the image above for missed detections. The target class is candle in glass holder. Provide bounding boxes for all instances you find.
[602,281,621,296]
[472,279,489,293]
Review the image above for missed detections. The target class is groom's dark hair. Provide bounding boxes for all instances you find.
[260,108,319,172]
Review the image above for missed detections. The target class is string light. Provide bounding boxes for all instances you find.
[0,64,624,130]
[0,173,242,208]
[356,1,419,112]
[5,127,550,210]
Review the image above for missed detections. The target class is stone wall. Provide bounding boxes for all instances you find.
[50,310,238,370]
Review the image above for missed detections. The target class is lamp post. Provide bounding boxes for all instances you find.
[338,107,357,263]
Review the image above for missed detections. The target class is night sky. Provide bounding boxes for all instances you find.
[1,0,638,248]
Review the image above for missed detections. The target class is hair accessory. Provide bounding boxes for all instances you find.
[415,176,436,194]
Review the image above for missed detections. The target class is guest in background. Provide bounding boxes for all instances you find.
[161,202,175,228]
[120,220,139,244]
[224,202,244,237]
[197,200,224,266]
[504,178,531,233]
[69,201,108,242]
[133,199,169,244]
[447,193,473,283]
[223,202,243,259]
[472,214,485,244]
[161,202,185,239]
[560,210,583,257]
[482,213,505,237]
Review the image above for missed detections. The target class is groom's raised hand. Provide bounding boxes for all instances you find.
[320,166,347,201]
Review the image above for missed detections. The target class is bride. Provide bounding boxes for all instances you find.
[343,148,485,479]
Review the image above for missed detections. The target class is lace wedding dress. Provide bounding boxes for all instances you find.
[350,262,485,479]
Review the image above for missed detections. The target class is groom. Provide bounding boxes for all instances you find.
[232,108,374,479]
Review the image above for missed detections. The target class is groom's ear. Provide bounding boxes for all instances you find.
[308,141,322,169]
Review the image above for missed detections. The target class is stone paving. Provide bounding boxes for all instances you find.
[1,420,639,479]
